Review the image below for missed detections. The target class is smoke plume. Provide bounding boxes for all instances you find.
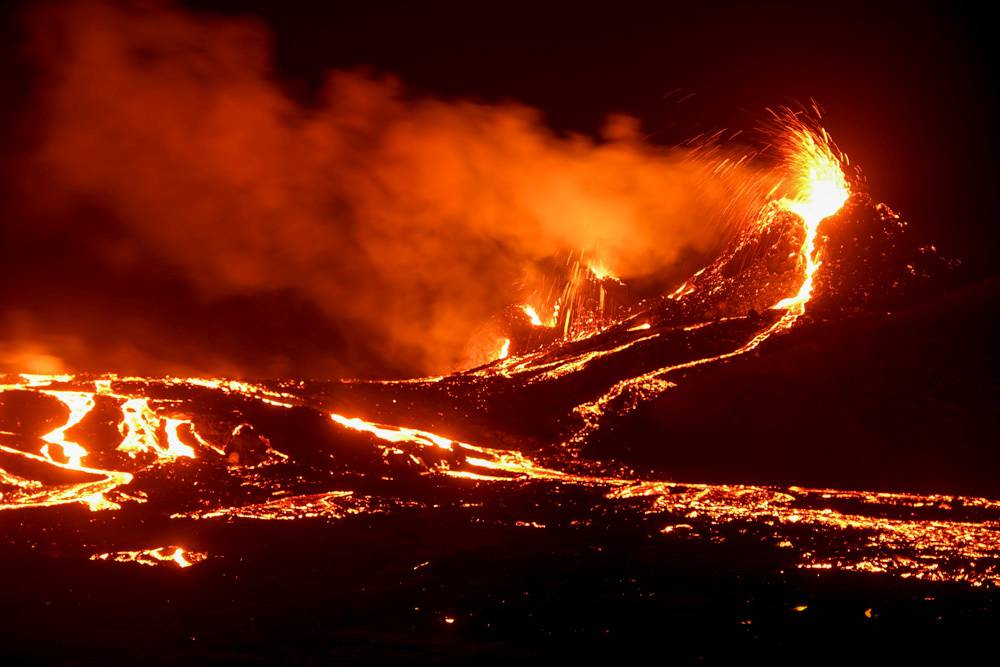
[2,1,775,378]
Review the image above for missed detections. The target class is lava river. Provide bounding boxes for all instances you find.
[2,119,997,602]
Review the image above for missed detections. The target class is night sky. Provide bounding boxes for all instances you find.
[178,1,997,260]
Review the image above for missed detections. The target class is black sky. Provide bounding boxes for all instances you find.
[178,1,998,267]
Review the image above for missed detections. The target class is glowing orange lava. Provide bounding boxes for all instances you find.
[520,303,558,328]
[3,371,1000,587]
[772,119,850,313]
[561,116,852,446]
[587,261,622,283]
[39,390,95,468]
[91,546,207,568]
[2,120,994,591]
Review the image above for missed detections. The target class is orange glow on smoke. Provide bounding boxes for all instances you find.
[0,0,989,598]
[12,0,789,378]
[491,119,848,369]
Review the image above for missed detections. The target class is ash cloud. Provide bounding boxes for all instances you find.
[2,1,775,378]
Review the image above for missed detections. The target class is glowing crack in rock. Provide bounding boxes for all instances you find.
[90,546,208,568]
[174,491,378,521]
[611,482,1000,587]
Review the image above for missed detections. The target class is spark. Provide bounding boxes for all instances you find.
[521,304,544,326]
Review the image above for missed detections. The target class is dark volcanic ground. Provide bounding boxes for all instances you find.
[2,480,999,665]
[2,196,999,665]
[587,276,1000,496]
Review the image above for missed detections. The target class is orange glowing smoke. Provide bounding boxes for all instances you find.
[11,0,781,378]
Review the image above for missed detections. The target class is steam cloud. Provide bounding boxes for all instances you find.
[2,1,775,378]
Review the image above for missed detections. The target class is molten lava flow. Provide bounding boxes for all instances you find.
[3,373,1000,587]
[329,412,614,484]
[39,390,95,468]
[0,441,132,512]
[491,115,849,390]
[610,482,1000,587]
[0,379,133,511]
[175,491,375,521]
[0,375,223,511]
[163,418,198,459]
[176,377,298,408]
[521,305,545,327]
[118,398,196,460]
[666,272,700,300]
[2,116,996,592]
[771,119,850,314]
[562,117,851,445]
[331,413,455,451]
[90,546,207,568]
